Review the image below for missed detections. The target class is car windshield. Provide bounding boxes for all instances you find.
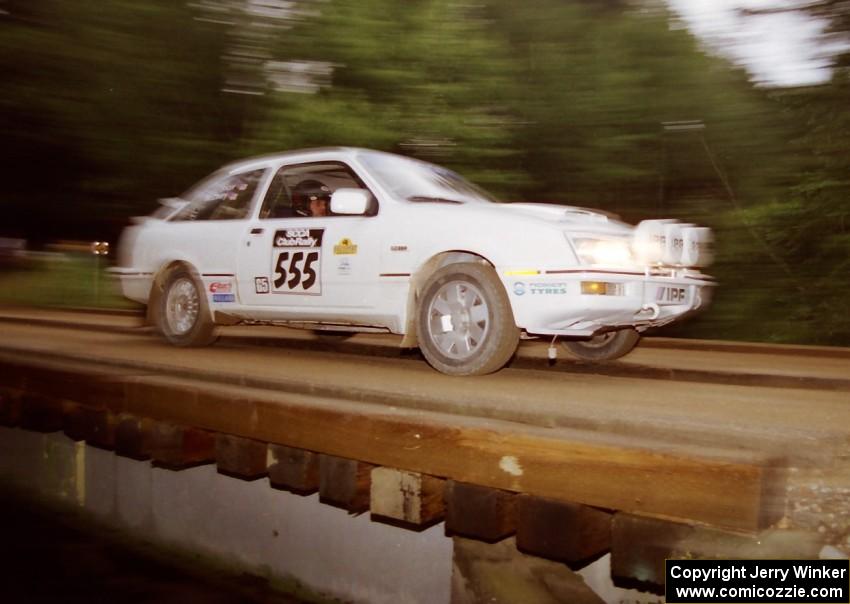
[358,151,499,204]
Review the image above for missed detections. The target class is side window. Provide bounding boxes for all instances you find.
[259,169,293,219]
[173,169,266,221]
[259,161,375,219]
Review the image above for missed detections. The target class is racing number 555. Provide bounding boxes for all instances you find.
[271,227,324,295]
[274,250,319,292]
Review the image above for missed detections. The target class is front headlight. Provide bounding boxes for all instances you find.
[569,235,633,266]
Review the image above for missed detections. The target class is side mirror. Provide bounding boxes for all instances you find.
[330,188,371,215]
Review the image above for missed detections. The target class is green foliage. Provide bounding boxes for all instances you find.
[0,0,236,240]
[242,0,524,193]
[0,255,137,310]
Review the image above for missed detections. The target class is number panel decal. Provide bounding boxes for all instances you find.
[272,228,324,295]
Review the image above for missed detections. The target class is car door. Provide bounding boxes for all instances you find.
[235,160,382,318]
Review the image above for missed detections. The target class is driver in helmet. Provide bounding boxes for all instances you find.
[292,180,332,217]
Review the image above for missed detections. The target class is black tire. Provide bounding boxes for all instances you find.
[155,267,217,347]
[561,328,639,362]
[417,262,519,376]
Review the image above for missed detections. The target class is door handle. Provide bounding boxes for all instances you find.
[250,227,264,235]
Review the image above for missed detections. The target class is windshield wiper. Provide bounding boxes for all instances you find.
[406,195,464,205]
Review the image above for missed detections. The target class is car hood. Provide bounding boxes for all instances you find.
[476,202,633,235]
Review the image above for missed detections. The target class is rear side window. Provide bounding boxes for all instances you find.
[173,169,266,221]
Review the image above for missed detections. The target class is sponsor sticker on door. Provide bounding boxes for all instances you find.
[333,238,358,255]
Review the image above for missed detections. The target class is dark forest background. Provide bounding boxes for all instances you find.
[1,0,848,344]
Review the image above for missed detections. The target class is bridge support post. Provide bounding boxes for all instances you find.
[370,467,445,526]
[0,388,22,426]
[445,481,517,542]
[516,495,612,565]
[114,415,152,460]
[215,434,267,480]
[149,422,215,469]
[268,444,319,493]
[20,394,63,433]
[319,454,374,512]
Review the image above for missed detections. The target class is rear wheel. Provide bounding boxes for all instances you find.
[561,328,639,362]
[417,263,519,376]
[156,267,217,347]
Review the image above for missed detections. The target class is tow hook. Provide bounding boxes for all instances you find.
[639,303,660,320]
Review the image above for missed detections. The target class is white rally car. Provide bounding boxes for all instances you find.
[114,147,714,375]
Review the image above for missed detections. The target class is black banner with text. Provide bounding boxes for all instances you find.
[665,559,849,603]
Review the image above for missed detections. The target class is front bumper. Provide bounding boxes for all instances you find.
[503,268,714,337]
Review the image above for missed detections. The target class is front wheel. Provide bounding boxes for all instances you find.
[155,267,217,347]
[561,328,639,362]
[417,263,519,376]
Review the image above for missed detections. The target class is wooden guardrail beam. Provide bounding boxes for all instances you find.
[0,356,787,532]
